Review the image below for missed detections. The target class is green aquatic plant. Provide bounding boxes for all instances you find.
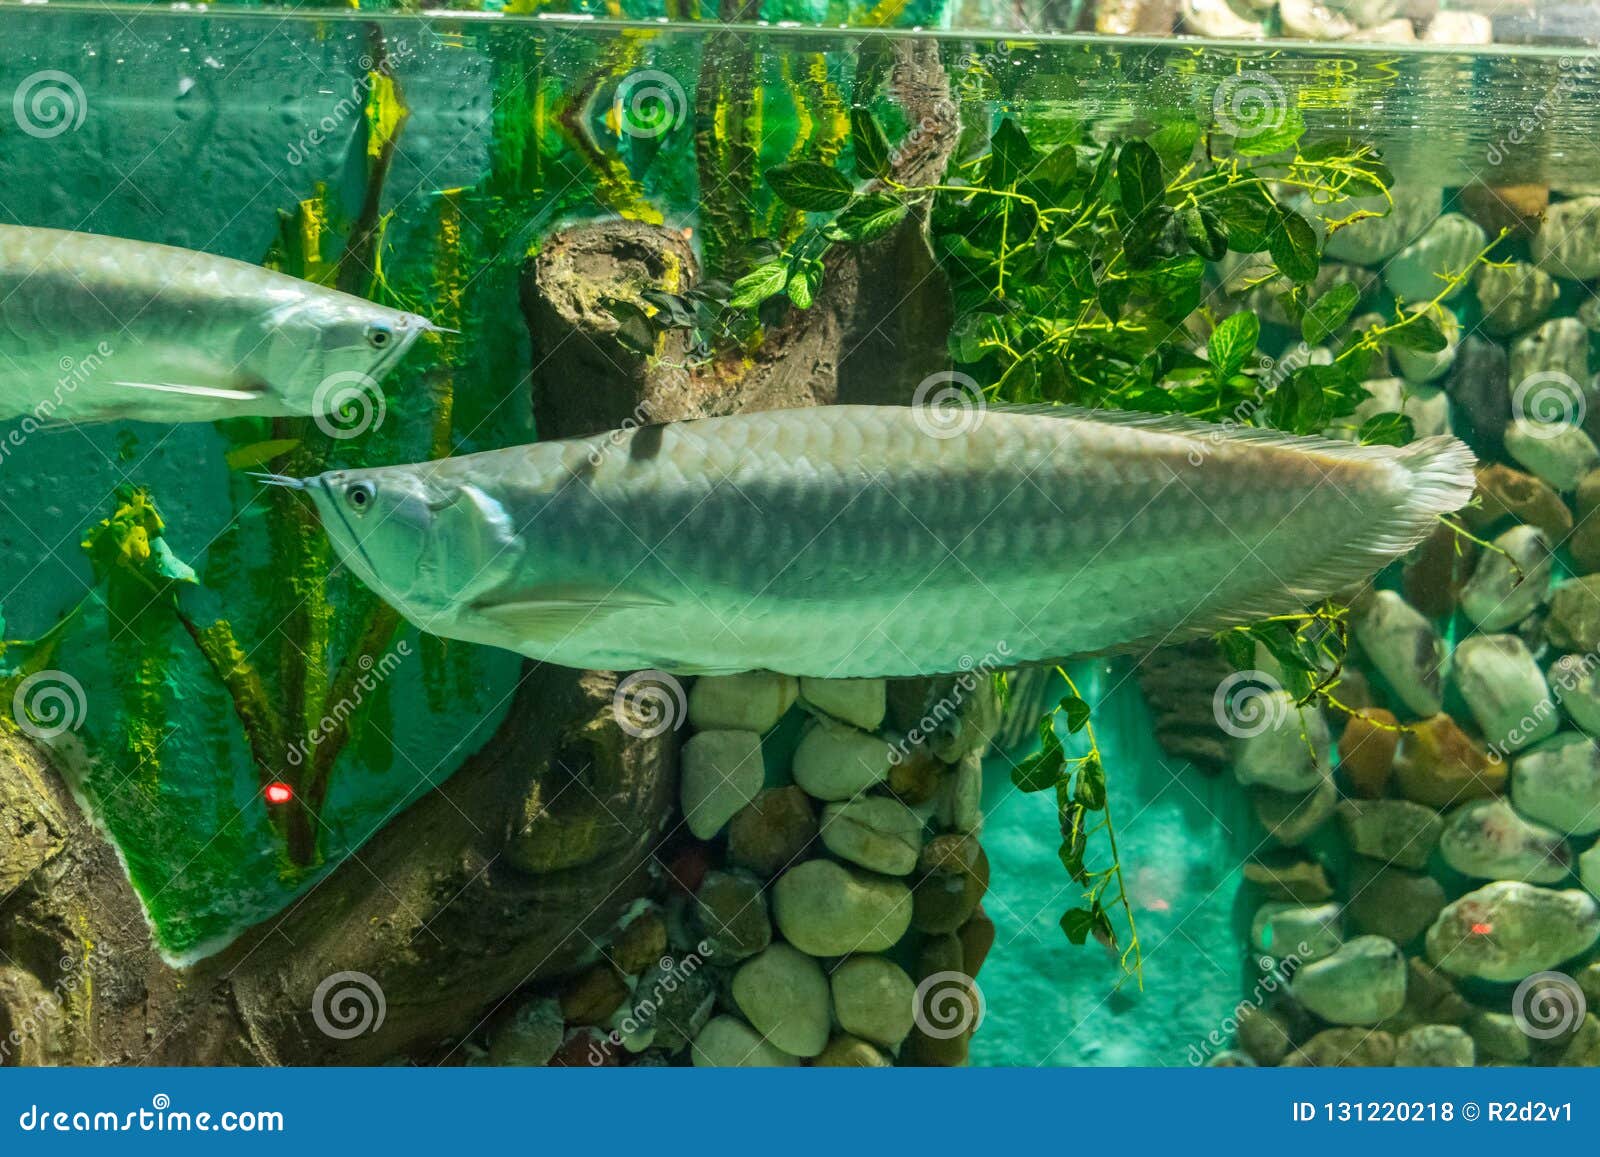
[627,101,1502,983]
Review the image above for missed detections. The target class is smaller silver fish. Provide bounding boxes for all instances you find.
[0,225,440,426]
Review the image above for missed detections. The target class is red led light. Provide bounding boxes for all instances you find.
[1469,922,1493,936]
[265,782,293,805]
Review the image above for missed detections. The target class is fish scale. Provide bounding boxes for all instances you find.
[295,404,1477,678]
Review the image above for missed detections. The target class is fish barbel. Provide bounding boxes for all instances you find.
[278,404,1476,677]
[0,224,436,425]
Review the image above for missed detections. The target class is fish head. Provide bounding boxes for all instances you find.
[257,296,432,417]
[304,465,440,606]
[301,465,523,623]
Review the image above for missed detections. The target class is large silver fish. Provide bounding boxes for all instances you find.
[0,225,434,425]
[269,404,1476,677]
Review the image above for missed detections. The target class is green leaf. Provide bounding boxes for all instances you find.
[728,262,789,309]
[786,265,816,310]
[765,162,854,211]
[1149,120,1202,169]
[1060,907,1098,945]
[1179,204,1228,261]
[1117,139,1164,220]
[1211,188,1276,254]
[1208,311,1259,379]
[1011,717,1064,792]
[831,193,909,243]
[1121,206,1174,270]
[1061,695,1091,734]
[1267,364,1332,434]
[607,299,658,354]
[996,354,1039,398]
[1217,629,1256,672]
[988,118,1033,188]
[1235,108,1306,157]
[1358,411,1416,447]
[1073,753,1107,811]
[850,106,891,179]
[1300,281,1360,346]
[1027,142,1079,191]
[1384,312,1449,353]
[1269,208,1321,283]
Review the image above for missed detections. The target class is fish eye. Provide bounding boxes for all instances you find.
[365,323,393,350]
[345,481,377,513]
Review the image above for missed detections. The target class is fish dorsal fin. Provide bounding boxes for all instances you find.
[978,401,1444,463]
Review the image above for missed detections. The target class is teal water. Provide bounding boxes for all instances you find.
[0,4,1596,1058]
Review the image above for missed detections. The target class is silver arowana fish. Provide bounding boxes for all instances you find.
[266,405,1476,678]
[0,225,436,425]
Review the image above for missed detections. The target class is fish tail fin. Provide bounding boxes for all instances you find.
[1312,433,1477,589]
[1378,433,1478,543]
[1093,432,1478,656]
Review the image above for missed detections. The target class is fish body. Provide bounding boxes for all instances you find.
[0,225,431,425]
[293,404,1476,678]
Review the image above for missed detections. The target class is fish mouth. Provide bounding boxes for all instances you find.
[251,472,386,593]
[371,315,436,380]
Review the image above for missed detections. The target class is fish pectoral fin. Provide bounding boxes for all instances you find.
[472,588,669,639]
[111,380,266,402]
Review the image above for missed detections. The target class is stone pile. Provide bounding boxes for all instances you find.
[481,671,998,1066]
[1218,180,1600,1068]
